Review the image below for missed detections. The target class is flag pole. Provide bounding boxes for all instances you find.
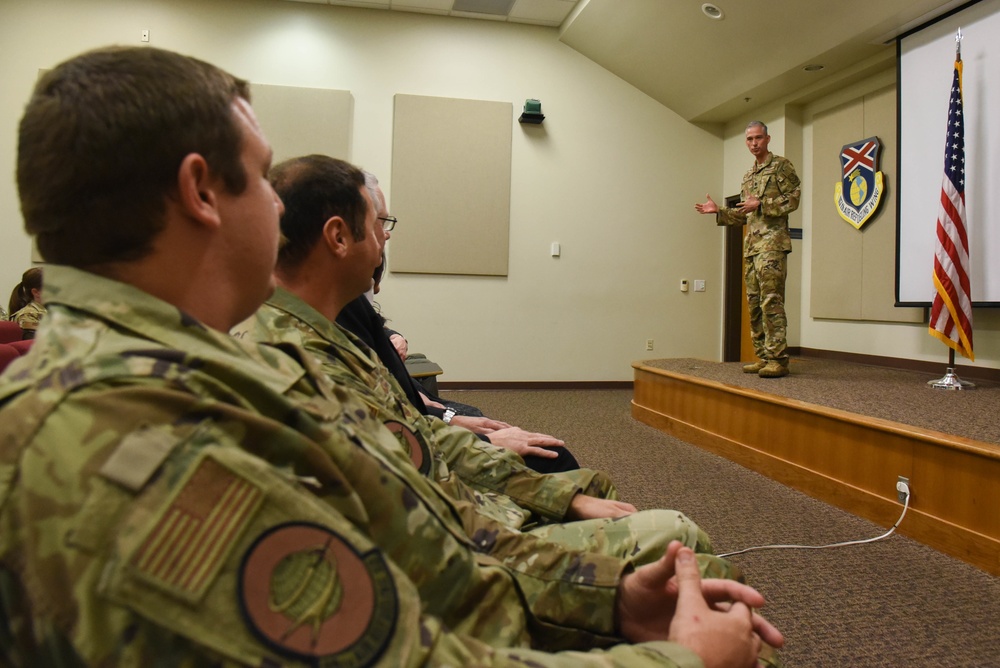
[928,27,975,390]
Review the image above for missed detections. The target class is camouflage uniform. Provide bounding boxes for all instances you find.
[233,288,721,566]
[0,266,718,667]
[716,153,801,363]
[9,300,46,333]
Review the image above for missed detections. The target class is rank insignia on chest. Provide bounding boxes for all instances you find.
[239,522,398,666]
[834,136,885,230]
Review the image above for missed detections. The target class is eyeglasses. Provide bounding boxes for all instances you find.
[378,216,397,232]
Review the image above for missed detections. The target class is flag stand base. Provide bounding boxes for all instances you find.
[928,367,975,390]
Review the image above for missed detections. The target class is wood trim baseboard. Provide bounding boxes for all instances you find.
[790,347,1000,383]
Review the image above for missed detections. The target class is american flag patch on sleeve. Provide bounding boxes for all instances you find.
[130,455,263,603]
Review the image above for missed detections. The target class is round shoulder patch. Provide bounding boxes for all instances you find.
[239,522,397,666]
[382,420,432,475]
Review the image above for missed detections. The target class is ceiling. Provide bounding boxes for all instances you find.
[282,0,579,26]
[283,0,968,124]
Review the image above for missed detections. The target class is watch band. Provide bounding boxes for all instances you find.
[442,408,457,424]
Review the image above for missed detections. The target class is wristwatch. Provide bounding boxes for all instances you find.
[442,408,457,424]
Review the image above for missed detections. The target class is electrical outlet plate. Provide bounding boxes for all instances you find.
[645,339,654,351]
[896,475,910,503]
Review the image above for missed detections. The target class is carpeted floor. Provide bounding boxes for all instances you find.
[442,373,1000,667]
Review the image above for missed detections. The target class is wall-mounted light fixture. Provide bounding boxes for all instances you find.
[518,99,544,124]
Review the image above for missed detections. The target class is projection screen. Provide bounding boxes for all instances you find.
[897,0,1000,305]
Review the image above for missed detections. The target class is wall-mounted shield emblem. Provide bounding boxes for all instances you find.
[834,136,885,230]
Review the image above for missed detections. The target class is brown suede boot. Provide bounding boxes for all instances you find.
[758,359,789,378]
[742,360,766,373]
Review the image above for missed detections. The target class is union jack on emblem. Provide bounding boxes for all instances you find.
[834,136,884,230]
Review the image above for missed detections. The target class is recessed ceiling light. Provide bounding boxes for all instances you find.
[804,64,825,72]
[702,3,724,20]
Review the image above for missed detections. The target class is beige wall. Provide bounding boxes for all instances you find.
[4,1,995,376]
[0,0,724,381]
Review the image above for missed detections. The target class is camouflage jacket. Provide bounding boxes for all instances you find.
[10,300,46,331]
[717,152,801,257]
[233,288,613,528]
[0,266,704,667]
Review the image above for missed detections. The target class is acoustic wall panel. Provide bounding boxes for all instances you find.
[390,94,512,276]
[811,101,865,319]
[810,88,922,323]
[249,83,353,164]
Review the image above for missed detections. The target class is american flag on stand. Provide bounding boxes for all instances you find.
[929,50,974,361]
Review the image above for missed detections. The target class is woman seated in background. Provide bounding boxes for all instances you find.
[8,267,45,339]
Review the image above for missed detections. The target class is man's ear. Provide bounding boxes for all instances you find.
[176,153,222,228]
[321,216,350,257]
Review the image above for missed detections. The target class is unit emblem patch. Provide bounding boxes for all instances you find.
[383,420,432,475]
[239,522,397,666]
[834,136,885,229]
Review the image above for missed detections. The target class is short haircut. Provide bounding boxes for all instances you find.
[17,46,250,267]
[746,120,768,135]
[270,155,368,272]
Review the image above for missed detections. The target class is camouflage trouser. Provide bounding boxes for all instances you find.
[526,509,742,581]
[745,250,788,361]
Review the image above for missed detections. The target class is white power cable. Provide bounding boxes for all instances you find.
[717,482,911,559]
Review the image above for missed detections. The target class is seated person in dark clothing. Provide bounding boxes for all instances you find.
[337,294,581,474]
[335,181,582,475]
[383,324,483,416]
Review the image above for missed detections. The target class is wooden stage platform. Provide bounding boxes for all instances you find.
[632,358,1000,576]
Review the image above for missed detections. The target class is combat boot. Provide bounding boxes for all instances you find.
[758,359,789,378]
[742,360,766,374]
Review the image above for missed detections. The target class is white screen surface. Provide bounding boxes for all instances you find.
[897,0,1000,305]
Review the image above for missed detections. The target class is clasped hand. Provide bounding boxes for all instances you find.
[737,195,761,214]
[617,541,783,668]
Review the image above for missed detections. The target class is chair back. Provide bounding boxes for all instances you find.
[0,320,22,344]
[9,339,33,355]
[0,344,19,373]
